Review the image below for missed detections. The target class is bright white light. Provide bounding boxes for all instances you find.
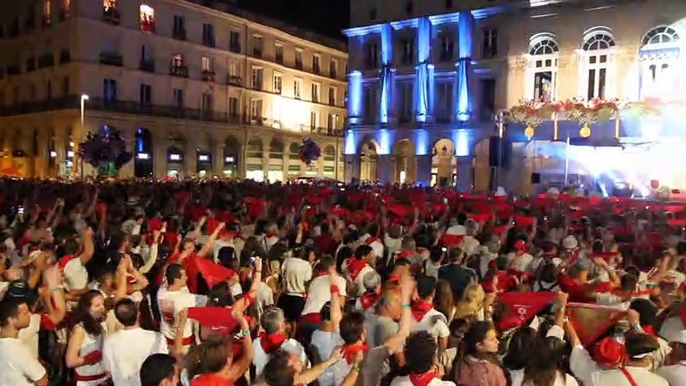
[168,169,178,177]
[169,154,181,161]
[224,156,235,163]
[246,170,264,182]
[67,151,74,158]
[49,151,56,158]
[400,170,406,184]
[81,94,89,101]
[69,141,74,147]
[198,155,209,162]
[137,153,149,160]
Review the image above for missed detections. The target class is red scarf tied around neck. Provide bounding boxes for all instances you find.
[259,332,287,354]
[411,299,434,322]
[409,372,437,386]
[345,258,367,281]
[341,343,369,364]
[359,292,379,311]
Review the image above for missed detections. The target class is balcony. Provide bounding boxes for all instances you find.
[295,61,303,70]
[37,53,55,69]
[201,70,215,82]
[329,69,337,79]
[229,43,241,53]
[253,48,262,58]
[202,38,215,48]
[99,52,123,67]
[313,65,321,75]
[275,54,284,65]
[226,75,242,86]
[59,8,70,21]
[139,60,155,73]
[102,7,121,25]
[170,65,189,78]
[172,29,186,41]
[328,98,336,106]
[59,50,71,64]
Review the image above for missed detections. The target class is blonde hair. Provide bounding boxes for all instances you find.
[453,283,485,320]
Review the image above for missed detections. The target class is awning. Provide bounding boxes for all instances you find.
[639,46,680,61]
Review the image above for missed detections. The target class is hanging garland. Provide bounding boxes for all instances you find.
[509,100,556,138]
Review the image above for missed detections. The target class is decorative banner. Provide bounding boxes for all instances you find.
[567,302,625,347]
[496,291,557,331]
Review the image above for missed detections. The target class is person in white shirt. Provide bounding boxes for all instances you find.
[390,331,456,386]
[65,290,110,386]
[103,298,168,386]
[0,297,48,386]
[343,245,376,298]
[279,248,313,324]
[301,257,347,325]
[359,224,384,262]
[63,227,95,293]
[446,214,468,236]
[412,276,449,350]
[656,329,686,386]
[253,307,308,379]
[461,220,481,256]
[157,264,207,355]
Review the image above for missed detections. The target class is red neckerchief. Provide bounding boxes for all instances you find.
[359,292,378,311]
[411,299,434,322]
[265,231,277,238]
[388,273,401,282]
[259,332,287,354]
[341,343,369,364]
[395,250,414,261]
[58,254,76,270]
[345,258,367,281]
[190,372,234,386]
[643,325,657,337]
[409,372,437,386]
[365,236,379,245]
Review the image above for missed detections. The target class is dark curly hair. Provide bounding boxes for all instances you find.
[73,290,105,336]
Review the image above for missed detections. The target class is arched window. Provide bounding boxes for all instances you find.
[639,26,681,100]
[527,34,559,101]
[582,28,615,100]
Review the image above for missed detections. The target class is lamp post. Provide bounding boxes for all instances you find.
[79,94,89,180]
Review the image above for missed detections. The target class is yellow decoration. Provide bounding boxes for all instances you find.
[580,125,591,138]
[524,126,535,138]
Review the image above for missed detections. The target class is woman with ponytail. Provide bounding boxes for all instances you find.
[450,321,506,386]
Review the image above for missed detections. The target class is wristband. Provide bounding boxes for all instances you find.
[633,323,642,331]
[50,287,63,293]
[241,329,251,337]
[330,285,340,294]
[558,307,565,313]
[352,366,361,373]
[401,303,411,308]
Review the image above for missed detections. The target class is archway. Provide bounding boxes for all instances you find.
[267,138,284,182]
[222,135,241,178]
[246,137,264,181]
[392,139,415,184]
[473,138,491,192]
[287,142,301,178]
[166,133,185,178]
[134,128,154,178]
[432,139,456,187]
[360,141,378,182]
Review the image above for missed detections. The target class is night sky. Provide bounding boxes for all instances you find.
[237,0,350,41]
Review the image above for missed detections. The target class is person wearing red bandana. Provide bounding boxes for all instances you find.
[157,264,208,355]
[253,307,309,379]
[389,331,456,386]
[262,345,348,386]
[359,224,384,263]
[343,245,375,298]
[508,239,534,273]
[412,276,449,351]
[323,310,369,386]
[355,271,381,313]
[559,259,618,303]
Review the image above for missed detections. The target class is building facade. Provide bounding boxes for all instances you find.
[344,0,686,193]
[0,0,348,181]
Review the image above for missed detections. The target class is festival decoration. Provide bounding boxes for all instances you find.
[508,100,556,138]
[78,127,133,176]
[298,138,321,165]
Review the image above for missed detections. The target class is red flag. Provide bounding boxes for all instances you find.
[190,257,237,289]
[441,234,464,247]
[187,307,237,335]
[147,219,163,231]
[497,291,557,331]
[567,302,625,347]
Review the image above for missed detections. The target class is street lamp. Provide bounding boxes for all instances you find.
[79,94,89,180]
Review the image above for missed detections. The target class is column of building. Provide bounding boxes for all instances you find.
[119,126,136,179]
[212,141,225,177]
[154,138,168,178]
[455,11,475,191]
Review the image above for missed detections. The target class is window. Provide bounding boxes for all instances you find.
[273,73,282,94]
[28,83,36,101]
[399,82,413,121]
[251,67,263,90]
[229,96,239,116]
[229,31,240,53]
[60,0,71,20]
[327,114,338,130]
[583,30,615,100]
[482,29,498,58]
[528,36,559,101]
[139,84,152,105]
[329,59,337,78]
[103,78,117,102]
[43,0,51,27]
[173,88,183,107]
[311,83,320,103]
[310,111,318,128]
[365,42,379,68]
[436,82,453,121]
[202,56,212,72]
[139,5,155,33]
[275,43,284,64]
[639,26,680,100]
[202,23,215,47]
[171,53,184,67]
[479,78,496,122]
[201,92,212,111]
[173,15,185,39]
[26,57,36,72]
[328,87,336,106]
[401,38,415,65]
[46,79,52,99]
[62,76,69,95]
[440,33,455,61]
[252,35,263,57]
[313,54,321,74]
[294,78,302,99]
[363,85,377,120]
[250,99,263,120]
[295,49,303,69]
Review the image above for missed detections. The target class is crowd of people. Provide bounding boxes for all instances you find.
[0,178,684,386]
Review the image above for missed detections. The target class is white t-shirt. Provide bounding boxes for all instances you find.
[18,314,42,359]
[345,264,374,298]
[657,361,686,386]
[64,256,89,291]
[301,275,347,316]
[281,257,313,297]
[253,337,308,379]
[0,337,46,386]
[103,327,168,386]
[446,225,466,236]
[414,308,450,339]
[157,287,207,342]
[311,330,344,386]
[359,234,384,262]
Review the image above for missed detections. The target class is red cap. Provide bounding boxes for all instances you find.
[591,337,625,368]
[147,219,163,232]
